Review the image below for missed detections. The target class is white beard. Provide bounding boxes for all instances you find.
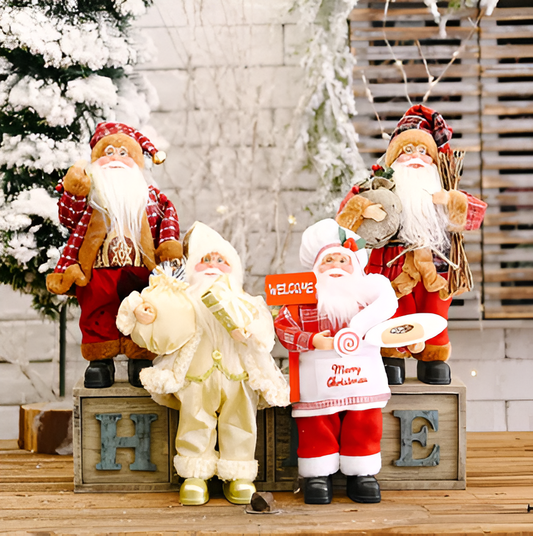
[87,162,149,250]
[392,161,450,253]
[314,268,365,330]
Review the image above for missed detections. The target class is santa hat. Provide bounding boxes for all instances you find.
[300,219,368,272]
[385,105,453,167]
[183,222,244,290]
[90,122,166,165]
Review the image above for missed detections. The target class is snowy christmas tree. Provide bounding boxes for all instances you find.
[0,0,156,318]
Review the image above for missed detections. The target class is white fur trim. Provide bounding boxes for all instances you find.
[340,452,381,476]
[217,458,258,481]
[174,454,218,480]
[139,328,202,396]
[242,349,290,407]
[116,291,143,336]
[140,367,182,394]
[298,452,340,478]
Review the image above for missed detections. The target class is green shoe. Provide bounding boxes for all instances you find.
[179,478,209,506]
[222,479,256,505]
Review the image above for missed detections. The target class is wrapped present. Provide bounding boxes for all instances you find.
[202,277,258,336]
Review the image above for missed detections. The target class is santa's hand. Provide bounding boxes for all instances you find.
[407,341,425,354]
[313,330,334,350]
[63,160,91,197]
[432,190,450,205]
[134,302,157,325]
[231,328,248,342]
[362,203,387,222]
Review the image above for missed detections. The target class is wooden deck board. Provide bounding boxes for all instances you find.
[1,433,533,534]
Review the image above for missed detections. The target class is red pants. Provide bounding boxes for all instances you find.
[394,281,452,346]
[296,408,382,459]
[76,266,150,345]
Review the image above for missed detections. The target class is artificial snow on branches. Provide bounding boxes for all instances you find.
[0,0,154,318]
[292,0,368,218]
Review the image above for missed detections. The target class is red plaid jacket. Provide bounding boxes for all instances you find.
[54,185,180,274]
[274,304,347,352]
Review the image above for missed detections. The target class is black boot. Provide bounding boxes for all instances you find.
[346,475,381,503]
[84,359,115,388]
[128,359,153,388]
[417,360,451,385]
[303,475,333,505]
[383,357,405,385]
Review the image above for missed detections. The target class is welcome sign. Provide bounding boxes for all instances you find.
[264,272,317,306]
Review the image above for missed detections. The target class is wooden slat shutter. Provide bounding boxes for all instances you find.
[480,3,533,318]
[349,0,483,320]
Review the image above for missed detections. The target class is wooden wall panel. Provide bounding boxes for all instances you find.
[350,0,533,319]
[350,0,483,319]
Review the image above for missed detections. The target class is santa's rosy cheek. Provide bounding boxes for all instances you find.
[397,153,433,165]
[318,263,354,274]
[194,262,232,273]
[95,155,136,168]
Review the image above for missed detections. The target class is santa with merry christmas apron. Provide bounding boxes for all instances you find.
[275,219,397,504]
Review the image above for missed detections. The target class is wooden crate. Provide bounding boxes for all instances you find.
[73,379,179,492]
[256,377,466,491]
[74,377,465,492]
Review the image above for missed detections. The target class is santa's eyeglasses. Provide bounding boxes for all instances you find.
[401,143,427,156]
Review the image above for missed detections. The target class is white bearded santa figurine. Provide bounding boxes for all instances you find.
[117,222,289,506]
[46,122,182,389]
[337,105,486,385]
[274,219,398,505]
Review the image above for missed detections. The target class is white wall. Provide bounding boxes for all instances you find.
[1,0,532,438]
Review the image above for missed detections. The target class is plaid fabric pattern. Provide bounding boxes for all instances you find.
[392,104,453,153]
[463,191,487,231]
[90,122,159,158]
[274,304,346,352]
[54,185,180,274]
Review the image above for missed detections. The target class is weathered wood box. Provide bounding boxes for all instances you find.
[74,377,465,492]
[255,377,466,491]
[73,379,178,492]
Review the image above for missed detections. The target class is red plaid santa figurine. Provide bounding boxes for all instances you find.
[47,123,182,389]
[337,105,487,385]
[274,218,398,505]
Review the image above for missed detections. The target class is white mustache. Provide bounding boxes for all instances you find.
[202,268,224,277]
[401,157,430,167]
[324,268,348,277]
[101,161,130,169]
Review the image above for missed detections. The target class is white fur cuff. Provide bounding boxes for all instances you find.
[116,291,143,336]
[217,459,258,481]
[298,452,340,478]
[140,367,183,395]
[340,452,381,476]
[174,454,217,480]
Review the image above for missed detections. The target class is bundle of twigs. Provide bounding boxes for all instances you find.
[439,150,474,297]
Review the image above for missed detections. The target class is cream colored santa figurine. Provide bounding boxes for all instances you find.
[337,105,486,385]
[117,222,289,506]
[275,219,398,505]
[46,122,182,389]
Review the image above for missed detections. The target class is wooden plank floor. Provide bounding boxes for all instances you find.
[1,433,533,535]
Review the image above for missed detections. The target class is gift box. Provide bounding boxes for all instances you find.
[202,277,257,335]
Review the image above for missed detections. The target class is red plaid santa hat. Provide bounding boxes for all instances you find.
[90,122,166,166]
[385,105,453,167]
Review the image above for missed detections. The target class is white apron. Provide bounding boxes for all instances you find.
[292,339,390,418]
